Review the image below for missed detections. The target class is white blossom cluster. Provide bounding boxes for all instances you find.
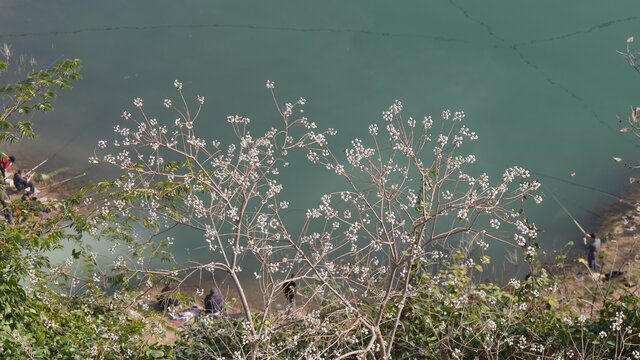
[86,84,554,358]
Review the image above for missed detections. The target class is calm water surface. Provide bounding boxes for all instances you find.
[2,0,640,277]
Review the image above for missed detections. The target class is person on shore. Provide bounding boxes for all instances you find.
[583,232,601,271]
[21,191,51,214]
[0,184,12,224]
[21,191,37,202]
[282,275,301,315]
[13,169,36,194]
[0,154,15,183]
[157,284,180,310]
[204,288,225,315]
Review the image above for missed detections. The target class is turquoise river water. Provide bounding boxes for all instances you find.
[1,0,640,278]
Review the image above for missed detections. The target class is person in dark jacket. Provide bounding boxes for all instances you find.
[282,275,301,315]
[583,232,601,271]
[13,169,35,193]
[204,288,225,314]
[157,284,179,310]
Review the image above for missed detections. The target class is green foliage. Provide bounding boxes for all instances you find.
[0,55,165,358]
[0,196,168,359]
[384,258,640,359]
[169,255,640,359]
[0,57,81,143]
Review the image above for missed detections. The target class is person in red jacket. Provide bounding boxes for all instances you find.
[0,154,15,182]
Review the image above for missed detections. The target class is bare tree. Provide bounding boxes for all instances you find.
[90,80,542,359]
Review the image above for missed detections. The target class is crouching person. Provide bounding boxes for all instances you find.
[13,169,36,193]
[157,284,180,311]
[204,288,225,315]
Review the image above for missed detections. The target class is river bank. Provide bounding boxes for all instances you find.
[13,147,640,342]
[553,185,640,316]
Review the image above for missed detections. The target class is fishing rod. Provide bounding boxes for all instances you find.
[532,170,631,205]
[44,172,86,189]
[43,163,97,189]
[26,159,47,176]
[546,188,587,234]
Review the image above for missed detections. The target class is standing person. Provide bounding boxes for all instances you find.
[204,288,225,315]
[0,184,12,224]
[282,275,301,315]
[583,232,601,271]
[13,169,36,194]
[0,154,15,183]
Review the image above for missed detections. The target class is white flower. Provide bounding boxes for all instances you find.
[423,116,433,128]
[611,311,625,331]
[133,97,143,108]
[389,99,403,114]
[525,246,536,257]
[174,79,183,90]
[163,99,172,108]
[266,80,275,89]
[508,278,520,289]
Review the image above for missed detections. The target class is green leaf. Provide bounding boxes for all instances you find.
[146,350,165,358]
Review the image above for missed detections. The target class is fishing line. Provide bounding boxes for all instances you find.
[532,170,632,205]
[1,54,64,111]
[47,126,90,161]
[550,188,605,220]
[2,54,82,173]
[544,186,588,234]
[20,121,91,185]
